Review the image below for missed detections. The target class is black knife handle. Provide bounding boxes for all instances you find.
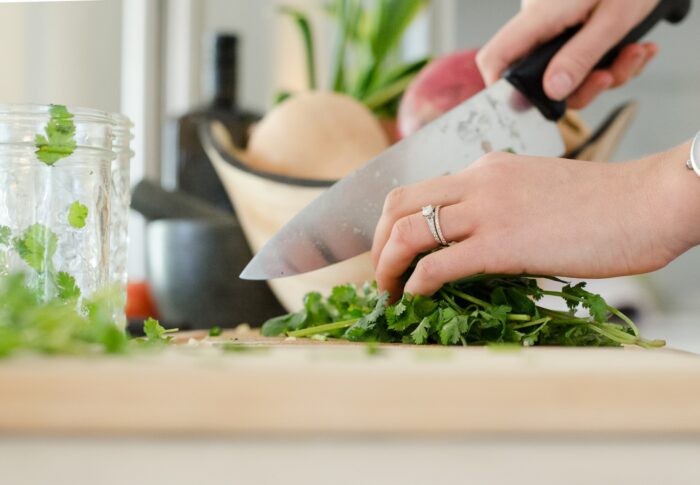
[504,0,691,121]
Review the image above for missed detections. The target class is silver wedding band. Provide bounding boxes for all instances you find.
[422,204,449,247]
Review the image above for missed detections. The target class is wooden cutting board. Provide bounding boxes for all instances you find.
[0,329,699,436]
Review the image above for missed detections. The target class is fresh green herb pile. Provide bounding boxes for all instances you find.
[262,275,664,348]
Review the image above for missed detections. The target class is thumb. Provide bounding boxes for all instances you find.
[543,1,645,100]
[477,8,564,85]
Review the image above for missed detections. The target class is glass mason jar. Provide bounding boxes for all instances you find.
[109,114,133,327]
[0,104,132,325]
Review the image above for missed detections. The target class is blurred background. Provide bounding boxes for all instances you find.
[0,0,698,348]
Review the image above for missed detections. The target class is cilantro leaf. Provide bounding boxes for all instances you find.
[13,224,58,273]
[345,291,388,341]
[143,317,177,343]
[0,226,11,246]
[439,314,469,345]
[261,310,307,336]
[303,291,332,325]
[68,201,88,229]
[562,283,586,312]
[410,316,431,344]
[562,282,609,322]
[329,284,356,307]
[55,271,81,300]
[386,294,418,331]
[413,294,438,317]
[582,293,609,323]
[34,105,77,166]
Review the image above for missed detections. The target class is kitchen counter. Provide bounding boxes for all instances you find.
[1,328,699,484]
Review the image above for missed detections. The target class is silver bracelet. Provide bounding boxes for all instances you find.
[686,130,700,177]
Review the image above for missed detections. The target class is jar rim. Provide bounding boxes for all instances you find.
[0,103,133,153]
[0,143,117,161]
[0,103,133,129]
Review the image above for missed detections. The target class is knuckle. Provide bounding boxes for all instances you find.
[391,216,416,250]
[474,150,512,168]
[558,54,596,81]
[473,157,512,183]
[414,256,442,285]
[480,151,502,164]
[383,186,406,216]
[475,48,490,72]
[374,264,389,283]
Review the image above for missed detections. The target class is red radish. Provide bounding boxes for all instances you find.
[398,49,485,138]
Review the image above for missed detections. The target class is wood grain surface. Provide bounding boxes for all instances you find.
[0,329,699,436]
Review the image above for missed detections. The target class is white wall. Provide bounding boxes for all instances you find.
[189,0,329,114]
[0,0,122,111]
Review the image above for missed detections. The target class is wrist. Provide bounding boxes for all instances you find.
[645,140,700,252]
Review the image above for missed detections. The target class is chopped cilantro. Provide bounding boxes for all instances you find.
[0,226,11,246]
[34,105,77,166]
[0,273,127,357]
[55,271,80,300]
[143,317,177,344]
[68,201,88,229]
[13,224,57,273]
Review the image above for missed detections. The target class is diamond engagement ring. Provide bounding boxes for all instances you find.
[421,205,448,247]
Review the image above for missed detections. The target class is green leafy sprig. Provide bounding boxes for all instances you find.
[34,104,77,166]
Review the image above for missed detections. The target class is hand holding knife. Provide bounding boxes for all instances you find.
[241,0,690,283]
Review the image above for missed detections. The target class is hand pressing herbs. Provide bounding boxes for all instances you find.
[262,274,664,348]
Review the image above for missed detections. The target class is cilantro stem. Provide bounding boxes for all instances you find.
[586,324,636,345]
[443,287,489,308]
[441,288,530,321]
[438,289,462,313]
[524,319,551,339]
[542,290,640,337]
[511,317,551,330]
[537,307,588,323]
[607,305,640,337]
[506,314,531,322]
[287,318,359,338]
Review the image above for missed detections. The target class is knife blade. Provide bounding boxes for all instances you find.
[241,80,561,280]
[241,0,690,280]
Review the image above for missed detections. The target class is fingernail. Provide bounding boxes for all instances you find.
[547,71,573,100]
[631,50,646,70]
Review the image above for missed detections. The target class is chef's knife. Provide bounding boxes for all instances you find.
[241,0,690,280]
